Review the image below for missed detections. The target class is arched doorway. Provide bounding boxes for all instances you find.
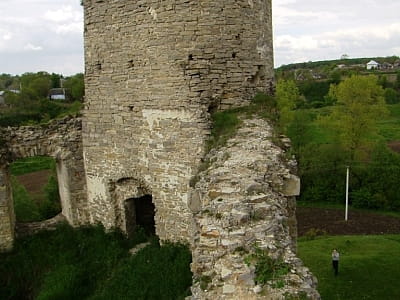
[124,195,155,237]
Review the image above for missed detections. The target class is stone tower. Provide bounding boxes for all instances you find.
[82,0,274,242]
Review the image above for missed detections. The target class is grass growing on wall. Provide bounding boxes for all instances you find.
[10,156,61,222]
[0,225,193,300]
[206,93,277,151]
[298,235,400,300]
[10,156,55,176]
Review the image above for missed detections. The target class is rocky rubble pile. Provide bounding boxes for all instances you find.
[189,118,319,299]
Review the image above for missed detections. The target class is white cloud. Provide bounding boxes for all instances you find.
[43,5,82,23]
[273,0,400,66]
[274,22,400,66]
[23,43,43,51]
[0,0,399,74]
[0,0,83,75]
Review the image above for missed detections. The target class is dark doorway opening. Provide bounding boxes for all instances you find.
[124,195,155,237]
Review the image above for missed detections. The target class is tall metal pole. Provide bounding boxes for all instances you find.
[345,166,349,221]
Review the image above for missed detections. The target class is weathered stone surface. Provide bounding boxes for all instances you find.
[190,118,320,299]
[82,0,274,242]
[0,116,87,250]
[1,2,320,299]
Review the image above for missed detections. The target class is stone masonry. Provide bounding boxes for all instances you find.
[82,1,320,298]
[190,118,319,299]
[0,117,87,251]
[82,0,274,241]
[0,1,320,298]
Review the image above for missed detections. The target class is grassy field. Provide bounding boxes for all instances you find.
[10,156,55,176]
[378,103,400,141]
[298,235,400,300]
[10,156,60,222]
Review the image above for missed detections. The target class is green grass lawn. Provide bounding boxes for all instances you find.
[10,156,55,176]
[378,103,400,141]
[298,235,400,300]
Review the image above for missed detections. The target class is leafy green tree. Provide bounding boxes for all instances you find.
[50,73,62,88]
[384,88,400,104]
[20,72,52,100]
[286,110,312,153]
[396,71,400,90]
[63,73,84,102]
[299,143,347,203]
[322,75,388,161]
[276,79,302,130]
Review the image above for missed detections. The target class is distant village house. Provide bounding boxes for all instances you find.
[49,88,67,101]
[0,91,5,105]
[366,60,380,70]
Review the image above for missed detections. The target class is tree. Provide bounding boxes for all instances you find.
[384,88,400,104]
[276,79,302,130]
[63,73,84,102]
[322,75,388,161]
[396,71,400,90]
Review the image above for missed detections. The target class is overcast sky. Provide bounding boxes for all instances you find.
[0,0,399,75]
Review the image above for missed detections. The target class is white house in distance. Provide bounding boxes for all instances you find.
[366,60,380,70]
[0,91,5,105]
[49,88,67,100]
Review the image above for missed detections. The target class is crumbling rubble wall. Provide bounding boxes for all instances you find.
[190,118,319,299]
[0,117,87,251]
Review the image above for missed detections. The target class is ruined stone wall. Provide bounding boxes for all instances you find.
[82,0,274,241]
[190,118,319,299]
[0,117,87,251]
[0,167,14,252]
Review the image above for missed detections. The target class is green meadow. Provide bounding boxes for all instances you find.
[298,235,400,300]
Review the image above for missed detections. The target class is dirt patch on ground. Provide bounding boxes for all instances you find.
[296,207,400,236]
[16,170,52,199]
[388,141,400,153]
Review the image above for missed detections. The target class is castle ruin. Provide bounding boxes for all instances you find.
[0,1,320,298]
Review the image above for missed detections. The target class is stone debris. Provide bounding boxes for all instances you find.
[190,118,320,299]
[129,242,151,255]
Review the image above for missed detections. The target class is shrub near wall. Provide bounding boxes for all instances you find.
[0,225,193,300]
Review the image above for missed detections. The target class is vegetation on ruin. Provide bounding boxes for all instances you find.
[190,92,277,187]
[0,224,192,300]
[10,157,60,222]
[10,156,55,175]
[298,234,400,300]
[207,92,277,152]
[244,247,290,287]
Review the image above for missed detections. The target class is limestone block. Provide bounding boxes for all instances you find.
[188,190,202,213]
[222,284,236,294]
[282,174,301,196]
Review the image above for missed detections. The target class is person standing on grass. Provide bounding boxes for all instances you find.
[332,249,340,276]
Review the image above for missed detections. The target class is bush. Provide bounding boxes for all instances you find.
[40,175,61,219]
[351,188,386,210]
[0,225,192,300]
[11,177,42,222]
[384,88,400,104]
[245,247,289,286]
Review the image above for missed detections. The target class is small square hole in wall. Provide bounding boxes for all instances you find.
[188,54,193,61]
[128,60,134,68]
[128,105,134,111]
